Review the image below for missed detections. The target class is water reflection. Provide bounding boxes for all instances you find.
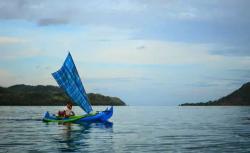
[2,106,250,152]
[55,122,113,152]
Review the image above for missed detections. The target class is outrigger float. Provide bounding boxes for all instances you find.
[43,52,113,123]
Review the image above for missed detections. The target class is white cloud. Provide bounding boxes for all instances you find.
[85,40,222,65]
[0,49,42,60]
[0,0,249,26]
[0,36,42,60]
[0,36,26,44]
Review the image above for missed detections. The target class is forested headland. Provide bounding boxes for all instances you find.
[0,84,126,106]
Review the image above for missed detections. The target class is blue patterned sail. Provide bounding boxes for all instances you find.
[52,52,93,113]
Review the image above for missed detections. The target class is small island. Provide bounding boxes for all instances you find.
[180,82,250,106]
[0,84,126,106]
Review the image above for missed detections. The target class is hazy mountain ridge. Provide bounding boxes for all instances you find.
[0,84,126,106]
[180,82,250,106]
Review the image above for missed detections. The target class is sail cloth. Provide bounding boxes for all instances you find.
[52,53,93,114]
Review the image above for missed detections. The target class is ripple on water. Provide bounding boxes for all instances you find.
[0,106,250,152]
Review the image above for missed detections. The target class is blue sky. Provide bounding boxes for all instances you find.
[0,0,250,105]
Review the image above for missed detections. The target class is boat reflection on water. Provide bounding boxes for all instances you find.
[55,121,113,152]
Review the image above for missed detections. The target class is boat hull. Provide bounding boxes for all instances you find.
[43,106,113,124]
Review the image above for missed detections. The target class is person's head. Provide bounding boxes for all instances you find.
[66,102,73,109]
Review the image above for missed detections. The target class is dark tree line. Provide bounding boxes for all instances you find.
[0,84,126,106]
[180,82,250,106]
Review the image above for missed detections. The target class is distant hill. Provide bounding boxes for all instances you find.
[180,82,250,106]
[0,84,126,106]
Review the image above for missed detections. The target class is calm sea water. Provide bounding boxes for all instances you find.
[0,106,250,153]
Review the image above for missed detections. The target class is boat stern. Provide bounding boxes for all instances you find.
[100,106,113,121]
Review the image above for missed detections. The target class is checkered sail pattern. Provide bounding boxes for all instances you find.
[52,53,93,113]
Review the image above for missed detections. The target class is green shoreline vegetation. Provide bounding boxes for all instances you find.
[0,84,126,106]
[180,82,250,106]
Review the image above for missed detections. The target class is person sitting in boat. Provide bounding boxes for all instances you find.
[64,102,75,117]
[58,102,75,118]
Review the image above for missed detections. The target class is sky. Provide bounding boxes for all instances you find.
[0,0,250,105]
